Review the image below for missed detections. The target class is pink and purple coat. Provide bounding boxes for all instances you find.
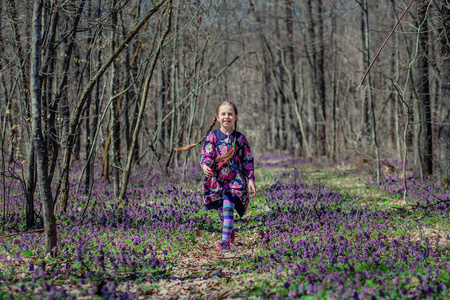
[200,129,255,217]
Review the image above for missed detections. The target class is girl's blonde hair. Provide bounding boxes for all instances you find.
[175,101,238,166]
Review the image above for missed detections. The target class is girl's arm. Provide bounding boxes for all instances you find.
[240,135,255,181]
[200,132,217,169]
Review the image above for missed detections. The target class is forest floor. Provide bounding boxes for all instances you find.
[1,155,450,299]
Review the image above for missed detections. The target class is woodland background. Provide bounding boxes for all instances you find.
[0,0,449,253]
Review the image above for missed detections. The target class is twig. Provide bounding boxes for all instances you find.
[413,188,450,209]
[357,0,416,90]
[0,228,44,239]
[391,79,411,203]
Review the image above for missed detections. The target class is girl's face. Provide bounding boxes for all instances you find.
[216,104,238,131]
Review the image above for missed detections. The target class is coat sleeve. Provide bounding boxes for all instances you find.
[239,134,255,181]
[200,132,217,168]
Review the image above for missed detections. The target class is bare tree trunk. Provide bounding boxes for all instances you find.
[416,0,433,176]
[251,0,276,150]
[306,0,318,155]
[284,0,308,156]
[59,0,86,174]
[0,4,16,168]
[437,3,450,186]
[110,7,121,197]
[84,92,92,194]
[73,46,82,162]
[119,2,172,201]
[331,7,338,160]
[156,62,166,155]
[42,4,59,185]
[120,5,140,164]
[6,0,31,163]
[316,0,326,156]
[93,3,103,185]
[57,0,86,212]
[83,0,93,195]
[360,3,370,146]
[25,146,35,229]
[30,0,57,254]
[273,0,286,151]
[183,34,209,178]
[166,6,180,170]
[360,0,381,184]
[59,0,168,207]
[389,0,403,161]
[103,119,111,182]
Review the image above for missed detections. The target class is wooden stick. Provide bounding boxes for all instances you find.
[0,228,44,239]
[357,0,416,90]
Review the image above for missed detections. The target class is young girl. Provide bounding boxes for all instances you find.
[176,101,256,253]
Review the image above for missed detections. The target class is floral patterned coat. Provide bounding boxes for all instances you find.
[200,129,255,217]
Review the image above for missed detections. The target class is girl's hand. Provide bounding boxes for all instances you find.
[248,180,256,197]
[202,165,214,177]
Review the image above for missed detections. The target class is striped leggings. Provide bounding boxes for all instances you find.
[218,198,235,242]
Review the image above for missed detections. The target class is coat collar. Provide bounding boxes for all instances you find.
[213,128,236,140]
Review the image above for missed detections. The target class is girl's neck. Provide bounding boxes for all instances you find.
[219,127,234,135]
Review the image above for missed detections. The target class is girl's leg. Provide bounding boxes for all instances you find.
[222,198,235,242]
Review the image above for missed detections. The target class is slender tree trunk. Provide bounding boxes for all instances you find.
[274,0,285,150]
[93,3,102,185]
[316,0,326,156]
[83,0,93,195]
[416,0,433,175]
[306,0,318,155]
[30,0,57,254]
[110,8,121,197]
[360,3,370,146]
[437,3,450,186]
[57,0,86,212]
[6,0,31,163]
[391,0,402,161]
[103,119,111,182]
[84,93,92,194]
[43,6,59,185]
[60,0,167,207]
[360,0,381,184]
[156,62,166,155]
[59,0,86,173]
[284,0,307,156]
[166,6,180,169]
[119,2,172,201]
[251,0,275,150]
[331,8,338,160]
[73,46,82,162]
[25,146,35,228]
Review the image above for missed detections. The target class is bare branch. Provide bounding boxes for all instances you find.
[357,0,416,90]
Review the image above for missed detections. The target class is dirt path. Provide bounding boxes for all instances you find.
[134,228,263,299]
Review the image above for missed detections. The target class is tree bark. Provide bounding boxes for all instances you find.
[416,0,433,176]
[306,0,318,155]
[359,0,381,184]
[110,7,121,197]
[331,8,338,160]
[316,0,326,156]
[119,2,172,201]
[437,3,450,186]
[60,0,168,208]
[360,2,370,146]
[30,0,57,254]
[25,145,35,229]
[57,0,86,212]
[58,0,86,172]
[6,0,31,162]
